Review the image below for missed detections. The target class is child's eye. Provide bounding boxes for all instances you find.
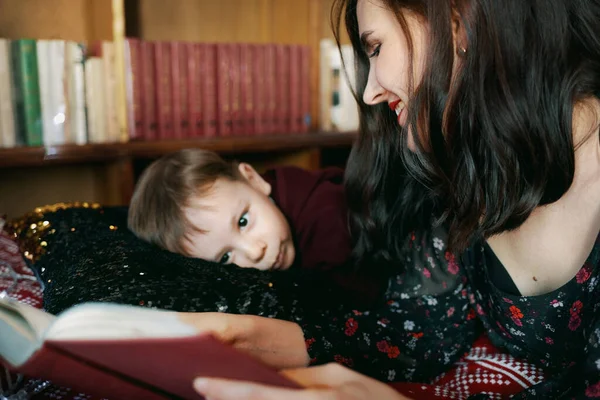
[368,44,381,58]
[238,212,250,229]
[220,251,232,264]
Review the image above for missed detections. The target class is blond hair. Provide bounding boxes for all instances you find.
[128,148,241,255]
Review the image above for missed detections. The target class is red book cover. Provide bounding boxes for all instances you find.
[229,44,243,136]
[188,42,202,138]
[216,44,232,136]
[170,42,185,139]
[1,300,301,400]
[201,44,218,137]
[289,44,301,134]
[275,44,290,135]
[141,41,158,140]
[154,41,175,139]
[124,38,144,140]
[300,45,311,133]
[240,44,254,136]
[251,44,265,135]
[264,44,276,135]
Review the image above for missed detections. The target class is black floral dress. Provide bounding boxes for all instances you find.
[302,227,600,398]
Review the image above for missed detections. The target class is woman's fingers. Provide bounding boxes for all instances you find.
[193,377,341,400]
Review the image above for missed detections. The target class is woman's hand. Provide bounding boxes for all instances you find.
[178,312,309,369]
[192,363,413,400]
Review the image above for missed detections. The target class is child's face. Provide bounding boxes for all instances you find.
[182,163,295,271]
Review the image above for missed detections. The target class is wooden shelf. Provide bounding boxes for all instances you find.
[0,131,357,168]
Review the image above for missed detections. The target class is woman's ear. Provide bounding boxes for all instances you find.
[451,8,468,56]
[237,163,272,196]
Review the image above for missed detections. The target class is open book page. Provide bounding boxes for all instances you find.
[45,302,197,340]
[0,297,56,366]
[0,300,199,368]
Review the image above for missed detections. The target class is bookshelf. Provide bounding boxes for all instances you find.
[0,0,355,219]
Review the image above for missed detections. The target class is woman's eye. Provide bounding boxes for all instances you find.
[220,252,231,264]
[368,44,381,58]
[238,212,250,229]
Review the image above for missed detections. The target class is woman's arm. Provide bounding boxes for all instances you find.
[178,312,310,369]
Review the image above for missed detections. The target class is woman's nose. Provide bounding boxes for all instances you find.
[362,66,387,105]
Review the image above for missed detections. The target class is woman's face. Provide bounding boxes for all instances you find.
[357,0,430,150]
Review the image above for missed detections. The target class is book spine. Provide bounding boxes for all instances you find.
[154,42,174,140]
[289,44,301,134]
[251,44,265,136]
[176,42,191,138]
[240,43,253,136]
[230,44,242,136]
[102,41,119,142]
[188,42,202,138]
[300,45,311,133]
[124,38,144,140]
[202,44,218,137]
[49,40,66,144]
[12,39,43,146]
[264,44,276,135]
[37,40,54,145]
[140,41,156,141]
[216,43,232,137]
[64,42,87,145]
[170,42,183,140]
[0,39,16,147]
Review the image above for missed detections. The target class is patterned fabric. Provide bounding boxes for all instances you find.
[391,335,546,399]
[0,229,42,308]
[464,235,600,398]
[303,227,600,398]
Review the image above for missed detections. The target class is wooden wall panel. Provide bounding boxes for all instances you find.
[0,0,112,41]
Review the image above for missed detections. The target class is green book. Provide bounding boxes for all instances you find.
[11,39,43,147]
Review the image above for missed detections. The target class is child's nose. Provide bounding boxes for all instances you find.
[242,240,266,263]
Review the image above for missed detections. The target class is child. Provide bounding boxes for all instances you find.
[128,149,379,299]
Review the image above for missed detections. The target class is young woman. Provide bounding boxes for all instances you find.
[188,0,600,398]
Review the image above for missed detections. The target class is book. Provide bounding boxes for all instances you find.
[0,298,300,400]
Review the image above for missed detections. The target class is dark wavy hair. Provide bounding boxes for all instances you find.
[336,0,600,264]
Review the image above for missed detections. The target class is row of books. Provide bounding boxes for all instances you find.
[0,38,312,149]
[125,39,311,141]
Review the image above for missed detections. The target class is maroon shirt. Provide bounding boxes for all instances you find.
[262,166,381,303]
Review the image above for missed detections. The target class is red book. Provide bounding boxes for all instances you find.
[275,44,290,135]
[124,38,144,140]
[201,44,218,138]
[300,45,311,133]
[141,41,158,140]
[251,44,265,135]
[188,42,202,138]
[154,42,175,139]
[240,44,253,136]
[264,44,276,135]
[216,44,232,137]
[229,44,243,136]
[289,44,301,134]
[0,299,301,400]
[170,42,187,139]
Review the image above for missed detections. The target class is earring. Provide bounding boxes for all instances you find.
[459,46,467,56]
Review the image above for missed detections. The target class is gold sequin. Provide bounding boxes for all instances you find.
[5,202,101,262]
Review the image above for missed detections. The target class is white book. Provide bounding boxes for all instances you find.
[101,42,119,143]
[330,44,359,132]
[37,40,67,146]
[0,39,16,148]
[85,57,107,143]
[64,42,87,145]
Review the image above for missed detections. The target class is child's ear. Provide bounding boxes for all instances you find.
[237,163,271,196]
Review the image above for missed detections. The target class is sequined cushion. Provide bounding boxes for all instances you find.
[10,205,348,322]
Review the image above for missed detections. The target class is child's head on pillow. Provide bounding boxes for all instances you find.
[128,149,295,271]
